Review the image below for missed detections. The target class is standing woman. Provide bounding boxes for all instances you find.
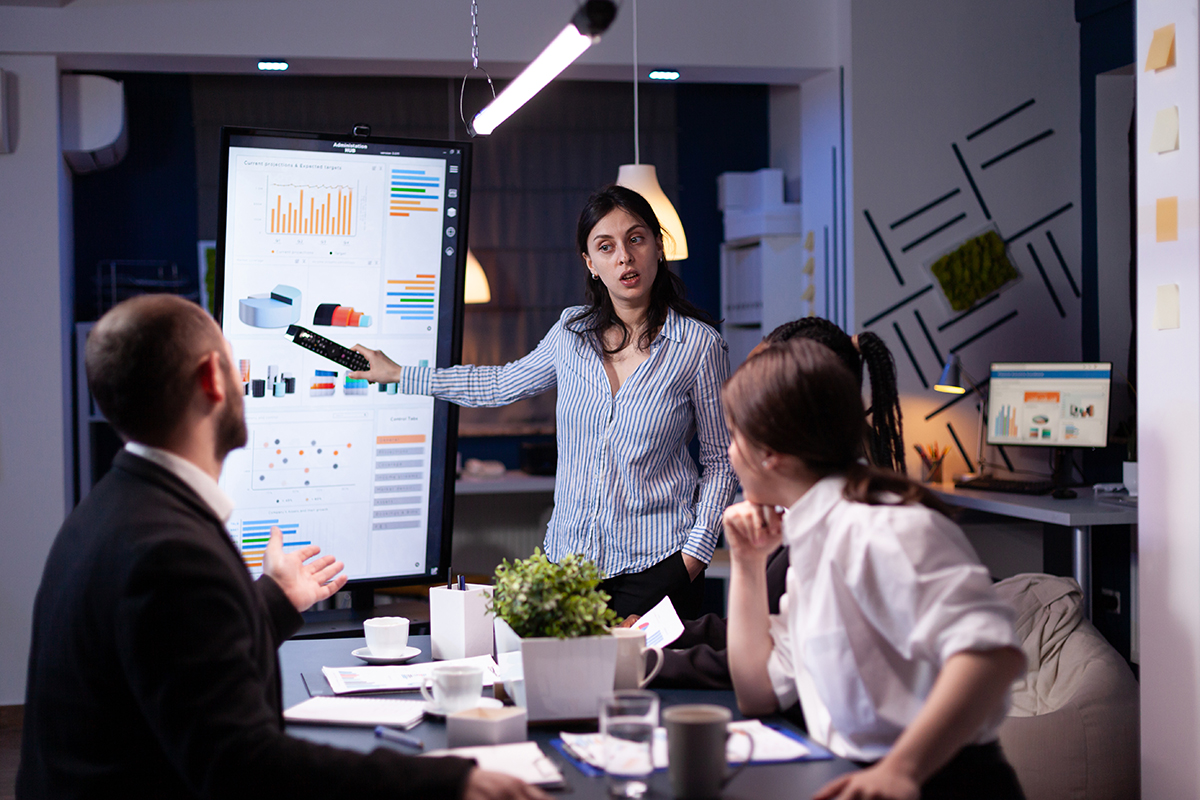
[351,185,737,619]
[724,338,1026,799]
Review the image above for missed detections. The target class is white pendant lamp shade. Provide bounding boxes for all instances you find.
[464,250,491,304]
[616,163,688,261]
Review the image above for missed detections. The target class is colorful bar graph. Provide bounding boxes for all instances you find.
[268,182,356,236]
[389,168,440,217]
[238,519,309,569]
[385,275,436,320]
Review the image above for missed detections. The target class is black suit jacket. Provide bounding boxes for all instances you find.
[652,545,791,690]
[18,450,472,799]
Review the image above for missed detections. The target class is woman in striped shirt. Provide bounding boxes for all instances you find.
[351,186,738,619]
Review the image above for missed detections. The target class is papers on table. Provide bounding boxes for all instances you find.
[284,695,425,728]
[424,741,565,786]
[322,655,500,694]
[558,719,820,769]
[629,595,685,648]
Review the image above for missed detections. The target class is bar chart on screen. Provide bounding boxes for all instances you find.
[235,517,312,572]
[389,168,442,217]
[268,180,358,236]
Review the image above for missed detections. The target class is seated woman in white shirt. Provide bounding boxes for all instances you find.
[350,185,737,619]
[722,338,1026,800]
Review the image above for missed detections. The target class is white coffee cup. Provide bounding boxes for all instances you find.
[611,628,664,690]
[420,664,484,714]
[363,616,410,658]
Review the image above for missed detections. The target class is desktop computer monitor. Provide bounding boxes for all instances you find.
[986,362,1112,449]
[214,127,472,597]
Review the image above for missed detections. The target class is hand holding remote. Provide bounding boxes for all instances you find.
[348,345,404,384]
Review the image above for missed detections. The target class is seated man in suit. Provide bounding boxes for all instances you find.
[18,295,545,800]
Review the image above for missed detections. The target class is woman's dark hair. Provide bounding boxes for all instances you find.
[764,317,906,474]
[723,338,944,512]
[569,185,714,354]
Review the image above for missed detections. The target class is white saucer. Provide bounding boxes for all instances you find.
[423,696,503,717]
[352,645,421,665]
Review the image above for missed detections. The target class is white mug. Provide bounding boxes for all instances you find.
[363,616,409,658]
[611,628,664,690]
[420,664,484,714]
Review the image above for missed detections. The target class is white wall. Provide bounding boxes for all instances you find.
[1136,2,1200,796]
[0,54,72,705]
[847,0,1081,479]
[0,0,838,80]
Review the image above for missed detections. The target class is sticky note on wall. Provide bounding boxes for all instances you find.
[1151,106,1180,153]
[1146,23,1176,71]
[1157,197,1179,242]
[1154,284,1180,330]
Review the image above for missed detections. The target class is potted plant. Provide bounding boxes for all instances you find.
[490,549,622,722]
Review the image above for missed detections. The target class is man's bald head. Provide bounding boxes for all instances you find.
[86,295,228,447]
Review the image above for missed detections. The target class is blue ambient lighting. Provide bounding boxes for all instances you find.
[257,61,289,71]
[648,70,680,81]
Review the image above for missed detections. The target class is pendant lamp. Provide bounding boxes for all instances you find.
[464,250,491,304]
[615,0,687,260]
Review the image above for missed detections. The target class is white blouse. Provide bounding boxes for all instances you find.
[766,476,1020,762]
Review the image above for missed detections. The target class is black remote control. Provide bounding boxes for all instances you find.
[285,325,372,372]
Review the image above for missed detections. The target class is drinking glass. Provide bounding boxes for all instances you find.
[600,690,659,798]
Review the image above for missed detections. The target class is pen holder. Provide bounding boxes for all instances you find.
[429,584,495,660]
[921,458,945,484]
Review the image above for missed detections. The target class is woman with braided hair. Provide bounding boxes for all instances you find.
[643,317,910,692]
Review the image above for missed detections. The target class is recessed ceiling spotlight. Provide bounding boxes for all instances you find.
[648,70,680,81]
[257,61,289,71]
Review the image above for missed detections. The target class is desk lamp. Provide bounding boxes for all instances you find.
[934,354,988,475]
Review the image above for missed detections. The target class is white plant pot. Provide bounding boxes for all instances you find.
[490,618,620,722]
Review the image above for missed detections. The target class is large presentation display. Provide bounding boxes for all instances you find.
[215,128,471,586]
[986,362,1112,448]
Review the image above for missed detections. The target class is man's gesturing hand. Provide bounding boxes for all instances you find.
[262,526,348,612]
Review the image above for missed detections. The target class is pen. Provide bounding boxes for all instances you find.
[375,725,425,749]
[458,574,466,591]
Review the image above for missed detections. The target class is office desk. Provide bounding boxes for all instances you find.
[280,635,857,798]
[931,485,1137,619]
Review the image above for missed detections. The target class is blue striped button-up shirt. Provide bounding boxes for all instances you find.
[398,306,738,578]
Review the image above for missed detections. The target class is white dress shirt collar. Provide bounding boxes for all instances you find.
[124,442,234,523]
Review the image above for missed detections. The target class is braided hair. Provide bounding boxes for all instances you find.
[763,318,907,475]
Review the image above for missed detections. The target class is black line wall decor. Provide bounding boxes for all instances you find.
[891,188,962,229]
[1004,202,1074,243]
[966,98,1036,140]
[1026,242,1066,318]
[936,292,1001,331]
[1045,230,1081,298]
[864,209,904,284]
[893,321,928,388]
[980,129,1055,169]
[862,284,934,328]
[949,309,1020,354]
[946,421,974,472]
[914,309,944,365]
[952,142,992,220]
[901,212,967,253]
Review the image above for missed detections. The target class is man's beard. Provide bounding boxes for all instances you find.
[215,383,248,463]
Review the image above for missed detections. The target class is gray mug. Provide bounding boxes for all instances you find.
[663,704,754,798]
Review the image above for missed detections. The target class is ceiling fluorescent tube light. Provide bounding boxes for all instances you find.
[470,0,617,136]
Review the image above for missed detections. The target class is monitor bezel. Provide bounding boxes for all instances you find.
[984,361,1113,449]
[215,125,472,591]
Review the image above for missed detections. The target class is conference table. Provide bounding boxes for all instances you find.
[280,635,858,798]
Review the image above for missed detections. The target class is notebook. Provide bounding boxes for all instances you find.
[283,695,425,728]
[424,742,565,787]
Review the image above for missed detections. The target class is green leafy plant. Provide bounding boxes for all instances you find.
[489,549,620,638]
[930,230,1019,311]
